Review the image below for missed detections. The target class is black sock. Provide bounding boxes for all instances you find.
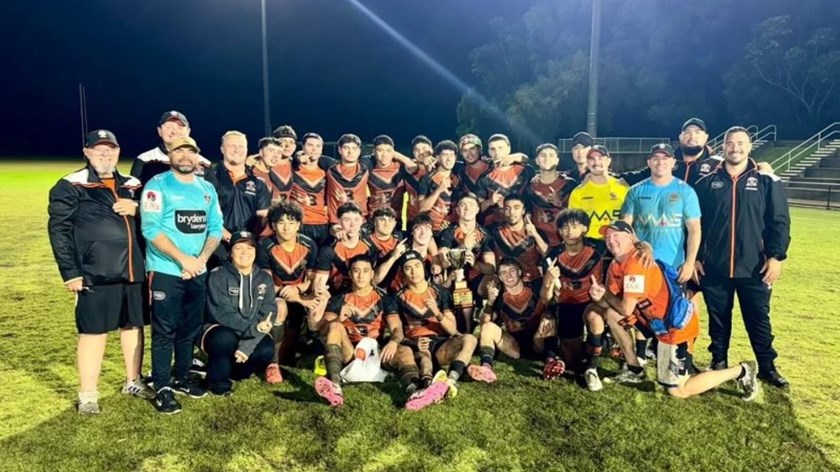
[449,360,466,381]
[478,346,495,367]
[544,337,559,361]
[736,364,746,381]
[324,344,343,384]
[628,364,644,375]
[270,324,285,363]
[635,339,648,358]
[585,333,603,369]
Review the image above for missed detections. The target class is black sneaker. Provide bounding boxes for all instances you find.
[709,359,728,371]
[172,379,208,398]
[758,367,790,389]
[154,387,182,415]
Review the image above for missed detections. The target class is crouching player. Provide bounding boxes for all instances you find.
[590,221,759,400]
[314,255,423,408]
[468,258,560,383]
[540,209,609,390]
[394,251,477,406]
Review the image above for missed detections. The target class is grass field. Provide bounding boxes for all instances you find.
[0,160,839,472]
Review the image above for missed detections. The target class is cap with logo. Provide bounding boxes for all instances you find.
[572,132,594,148]
[600,220,635,237]
[681,117,706,132]
[159,110,189,127]
[648,143,675,158]
[586,144,610,158]
[459,134,482,149]
[400,250,424,268]
[230,231,256,248]
[85,129,119,148]
[170,136,200,154]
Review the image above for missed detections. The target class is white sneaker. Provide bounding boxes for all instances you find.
[611,367,647,384]
[584,368,603,392]
[122,378,156,400]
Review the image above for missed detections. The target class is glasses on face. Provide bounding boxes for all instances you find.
[90,146,118,156]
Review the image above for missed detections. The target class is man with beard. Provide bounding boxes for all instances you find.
[418,140,463,233]
[48,129,152,414]
[141,136,224,414]
[204,131,271,266]
[477,134,533,228]
[694,126,791,388]
[568,145,629,240]
[525,143,576,247]
[366,135,418,229]
[132,110,211,184]
[489,195,549,285]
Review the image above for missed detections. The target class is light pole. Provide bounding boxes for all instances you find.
[261,0,271,136]
[586,0,601,137]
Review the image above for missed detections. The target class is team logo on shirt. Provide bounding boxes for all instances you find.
[203,193,211,204]
[142,190,161,213]
[711,181,724,190]
[746,177,758,190]
[257,283,268,296]
[624,275,645,293]
[245,181,256,195]
[669,192,680,202]
[700,163,711,173]
[175,210,207,233]
[609,192,618,200]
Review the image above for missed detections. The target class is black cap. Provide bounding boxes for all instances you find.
[85,129,119,148]
[681,118,706,132]
[586,144,610,158]
[648,143,675,158]
[159,110,189,127]
[600,220,635,237]
[572,132,594,148]
[400,250,424,268]
[229,230,256,248]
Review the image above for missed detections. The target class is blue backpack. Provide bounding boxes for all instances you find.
[648,260,694,336]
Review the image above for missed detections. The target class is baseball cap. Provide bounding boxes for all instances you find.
[230,230,256,248]
[600,220,635,237]
[572,132,594,148]
[586,144,610,158]
[400,250,424,268]
[159,110,189,127]
[459,134,482,149]
[681,117,706,132]
[169,136,200,153]
[85,129,119,148]
[648,143,675,158]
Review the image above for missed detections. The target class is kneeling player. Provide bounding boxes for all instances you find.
[394,252,477,404]
[314,255,423,408]
[591,221,759,400]
[468,258,560,383]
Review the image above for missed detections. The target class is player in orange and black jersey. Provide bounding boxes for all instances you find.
[403,135,435,228]
[393,251,477,399]
[255,201,322,383]
[326,134,370,224]
[375,212,440,294]
[437,192,496,333]
[314,254,424,407]
[249,137,286,238]
[477,134,534,227]
[468,258,557,384]
[314,202,378,295]
[367,207,405,263]
[299,132,338,172]
[540,209,609,390]
[454,134,492,197]
[290,149,330,245]
[418,140,463,233]
[489,194,549,285]
[366,135,418,229]
[262,125,298,202]
[525,143,576,247]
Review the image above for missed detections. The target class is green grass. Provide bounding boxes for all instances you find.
[1,160,839,472]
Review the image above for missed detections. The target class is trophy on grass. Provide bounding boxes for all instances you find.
[447,248,474,307]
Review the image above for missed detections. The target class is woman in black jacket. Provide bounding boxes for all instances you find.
[198,231,276,395]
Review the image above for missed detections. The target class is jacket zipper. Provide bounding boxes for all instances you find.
[105,184,136,283]
[729,174,740,278]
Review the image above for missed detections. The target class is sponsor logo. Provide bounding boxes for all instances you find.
[153,291,166,301]
[669,192,680,202]
[142,190,162,213]
[623,275,645,293]
[711,181,724,190]
[228,287,240,296]
[175,210,207,233]
[609,192,618,201]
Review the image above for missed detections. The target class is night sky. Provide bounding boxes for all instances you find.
[0,0,536,158]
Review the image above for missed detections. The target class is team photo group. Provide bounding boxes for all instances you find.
[48,110,791,415]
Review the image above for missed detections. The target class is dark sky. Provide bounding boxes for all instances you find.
[0,0,536,158]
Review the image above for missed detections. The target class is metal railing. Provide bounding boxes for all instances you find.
[769,122,840,173]
[709,125,758,153]
[557,137,670,154]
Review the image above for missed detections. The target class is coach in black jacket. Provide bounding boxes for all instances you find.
[48,129,153,414]
[694,126,791,388]
[198,231,276,395]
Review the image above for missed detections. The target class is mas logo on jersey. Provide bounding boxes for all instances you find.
[142,190,162,213]
[623,275,645,293]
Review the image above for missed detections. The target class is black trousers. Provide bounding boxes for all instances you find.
[150,271,207,390]
[202,326,274,393]
[701,276,777,369]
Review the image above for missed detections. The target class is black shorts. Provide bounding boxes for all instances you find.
[75,283,144,334]
[509,326,539,359]
[555,303,587,339]
[302,224,330,246]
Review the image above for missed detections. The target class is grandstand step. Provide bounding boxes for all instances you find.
[784,180,840,189]
[805,168,840,179]
[789,177,840,185]
[784,187,840,201]
[820,159,840,168]
[787,198,840,210]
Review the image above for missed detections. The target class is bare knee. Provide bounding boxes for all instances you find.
[667,386,690,399]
